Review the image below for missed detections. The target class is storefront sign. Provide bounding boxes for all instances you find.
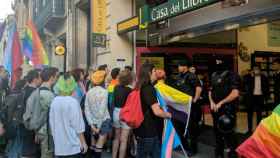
[141,0,221,24]
[92,0,107,47]
[268,22,280,47]
[117,17,139,34]
[141,57,164,69]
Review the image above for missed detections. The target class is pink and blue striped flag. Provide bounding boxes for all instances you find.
[156,90,182,158]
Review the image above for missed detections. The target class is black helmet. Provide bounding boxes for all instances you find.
[217,114,235,134]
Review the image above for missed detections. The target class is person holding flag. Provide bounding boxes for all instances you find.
[154,69,192,158]
[175,60,202,156]
[134,63,171,158]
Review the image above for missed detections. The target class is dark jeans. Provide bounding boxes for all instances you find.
[21,125,38,157]
[188,102,201,152]
[247,95,264,132]
[212,105,237,158]
[136,137,160,158]
[56,153,81,158]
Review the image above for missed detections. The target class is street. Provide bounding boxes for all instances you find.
[102,143,215,158]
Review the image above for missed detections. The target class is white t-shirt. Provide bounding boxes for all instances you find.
[253,76,262,95]
[49,96,85,156]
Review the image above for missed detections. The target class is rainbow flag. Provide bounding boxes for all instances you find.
[3,23,23,88]
[156,90,182,158]
[11,29,23,88]
[22,20,49,66]
[108,79,118,108]
[236,105,280,158]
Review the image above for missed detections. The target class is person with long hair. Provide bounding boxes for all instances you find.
[112,70,133,158]
[71,68,86,103]
[134,63,172,158]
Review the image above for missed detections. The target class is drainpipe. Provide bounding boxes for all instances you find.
[132,0,137,72]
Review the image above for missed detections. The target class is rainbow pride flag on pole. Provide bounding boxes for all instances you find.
[22,20,49,66]
[3,23,23,88]
[236,105,280,158]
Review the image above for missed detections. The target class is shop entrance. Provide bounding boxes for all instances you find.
[137,21,280,139]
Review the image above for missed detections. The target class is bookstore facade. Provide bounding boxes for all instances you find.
[131,0,280,107]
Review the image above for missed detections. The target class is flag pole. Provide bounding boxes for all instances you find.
[184,98,192,136]
[179,143,189,158]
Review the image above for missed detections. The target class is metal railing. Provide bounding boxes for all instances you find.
[33,0,65,32]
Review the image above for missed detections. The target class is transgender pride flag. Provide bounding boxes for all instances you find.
[156,90,186,158]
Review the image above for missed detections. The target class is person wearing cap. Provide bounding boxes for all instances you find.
[208,59,241,158]
[85,71,111,158]
[49,73,88,157]
[273,58,280,107]
[175,60,202,156]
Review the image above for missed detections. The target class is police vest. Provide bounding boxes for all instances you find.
[176,72,197,96]
[211,71,231,102]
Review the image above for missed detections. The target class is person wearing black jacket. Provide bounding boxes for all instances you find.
[273,58,280,108]
[175,61,202,156]
[22,70,42,158]
[209,59,241,158]
[244,66,269,134]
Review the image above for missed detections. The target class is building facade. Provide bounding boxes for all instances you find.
[13,0,136,71]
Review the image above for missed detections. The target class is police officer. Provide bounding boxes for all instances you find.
[175,60,202,156]
[209,59,240,158]
[273,58,280,107]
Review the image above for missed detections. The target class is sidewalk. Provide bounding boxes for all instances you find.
[102,143,215,158]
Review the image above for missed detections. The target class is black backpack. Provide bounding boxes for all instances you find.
[2,91,25,139]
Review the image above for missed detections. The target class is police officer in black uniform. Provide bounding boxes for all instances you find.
[175,60,202,156]
[209,59,241,158]
[273,58,280,107]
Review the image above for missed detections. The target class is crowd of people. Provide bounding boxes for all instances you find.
[0,57,279,158]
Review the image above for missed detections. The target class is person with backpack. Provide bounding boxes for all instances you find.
[23,68,58,158]
[112,70,133,158]
[85,71,111,158]
[49,73,88,158]
[133,63,172,158]
[0,66,10,153]
[21,69,42,158]
[3,79,27,158]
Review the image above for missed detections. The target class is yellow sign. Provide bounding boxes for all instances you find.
[141,57,164,69]
[92,0,107,34]
[55,45,65,56]
[92,0,107,47]
[117,17,139,34]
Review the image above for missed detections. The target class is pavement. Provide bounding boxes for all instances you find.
[102,142,215,158]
